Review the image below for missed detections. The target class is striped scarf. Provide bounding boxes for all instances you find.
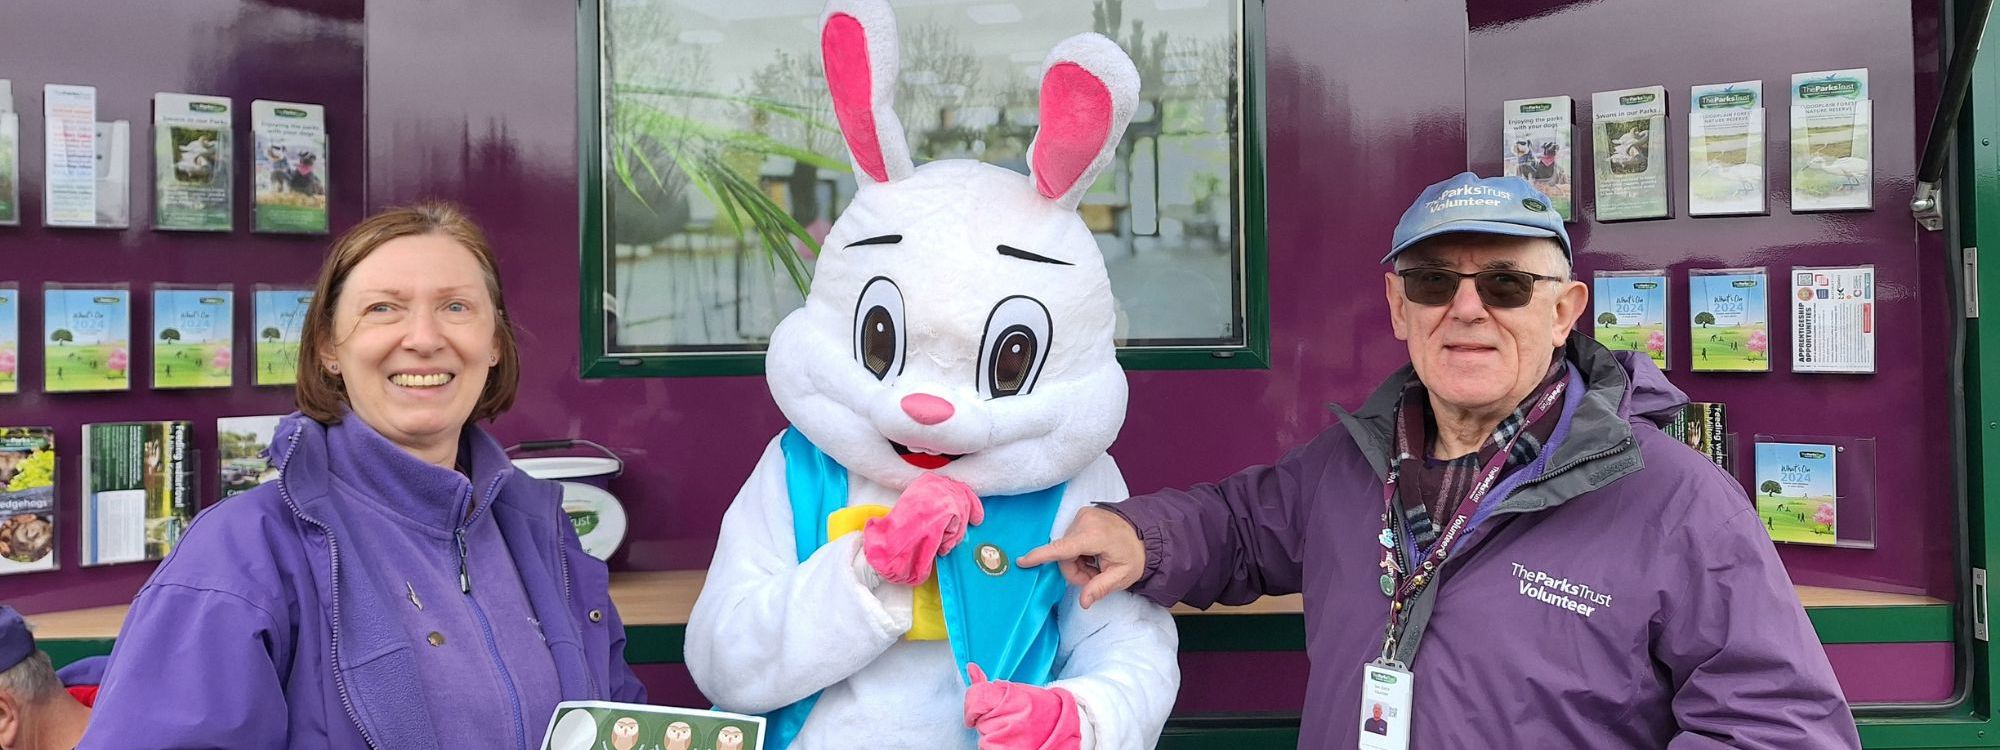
[1397,350,1569,553]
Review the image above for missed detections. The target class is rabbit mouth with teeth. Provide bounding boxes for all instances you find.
[889,441,963,469]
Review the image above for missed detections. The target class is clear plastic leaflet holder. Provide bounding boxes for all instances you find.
[1746,434,1877,549]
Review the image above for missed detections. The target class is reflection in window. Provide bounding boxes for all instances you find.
[597,0,1246,356]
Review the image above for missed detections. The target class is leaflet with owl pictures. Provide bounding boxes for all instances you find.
[44,284,132,393]
[1591,270,1669,370]
[1591,85,1671,221]
[1687,81,1766,216]
[1790,68,1872,211]
[0,80,18,226]
[1688,267,1770,372]
[254,287,312,386]
[153,285,234,390]
[152,93,233,231]
[542,701,765,750]
[1754,441,1838,546]
[252,100,328,234]
[81,420,195,566]
[1503,95,1575,221]
[0,285,17,395]
[0,427,58,576]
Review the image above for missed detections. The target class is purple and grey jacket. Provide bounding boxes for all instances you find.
[1108,335,1860,749]
[78,414,645,749]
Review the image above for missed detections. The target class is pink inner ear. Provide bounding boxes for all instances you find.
[823,13,888,183]
[1033,62,1114,201]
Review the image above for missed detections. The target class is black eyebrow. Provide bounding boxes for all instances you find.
[997,244,1073,266]
[845,234,902,248]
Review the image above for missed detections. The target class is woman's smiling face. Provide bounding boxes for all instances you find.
[323,233,497,461]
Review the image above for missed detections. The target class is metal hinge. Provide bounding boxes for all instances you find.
[1913,181,1946,231]
[1976,568,1989,642]
[1968,248,1981,319]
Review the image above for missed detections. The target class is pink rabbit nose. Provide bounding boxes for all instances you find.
[901,393,956,425]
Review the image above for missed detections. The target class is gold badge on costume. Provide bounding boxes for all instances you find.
[975,543,1009,576]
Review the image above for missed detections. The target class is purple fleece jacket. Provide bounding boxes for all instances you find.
[78,414,645,749]
[1107,335,1860,749]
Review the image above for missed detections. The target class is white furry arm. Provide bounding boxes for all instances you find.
[1048,455,1182,750]
[685,435,914,713]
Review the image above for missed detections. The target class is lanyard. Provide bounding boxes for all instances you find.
[1375,378,1566,665]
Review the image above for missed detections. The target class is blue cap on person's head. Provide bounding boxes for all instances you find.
[1382,171,1572,264]
[0,605,33,673]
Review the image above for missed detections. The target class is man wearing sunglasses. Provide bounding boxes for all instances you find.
[1023,172,1858,748]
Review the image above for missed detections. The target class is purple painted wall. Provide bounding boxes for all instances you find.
[1460,0,1958,705]
[1466,0,1953,599]
[0,0,364,614]
[0,0,1961,712]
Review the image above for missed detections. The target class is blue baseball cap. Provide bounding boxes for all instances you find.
[0,605,33,673]
[1383,172,1572,264]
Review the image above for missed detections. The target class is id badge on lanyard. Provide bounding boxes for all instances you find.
[1357,660,1415,750]
[1359,378,1565,750]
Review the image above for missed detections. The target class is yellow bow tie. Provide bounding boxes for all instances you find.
[830,504,947,640]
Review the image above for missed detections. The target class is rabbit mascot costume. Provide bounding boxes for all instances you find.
[684,1,1180,748]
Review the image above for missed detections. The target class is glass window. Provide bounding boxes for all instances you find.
[584,0,1264,375]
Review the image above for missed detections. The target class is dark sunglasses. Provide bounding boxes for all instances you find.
[1396,267,1565,308]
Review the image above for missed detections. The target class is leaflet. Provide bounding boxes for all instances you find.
[542,701,765,750]
[1688,267,1770,372]
[1503,96,1575,221]
[153,93,234,231]
[252,100,329,234]
[1790,68,1872,211]
[1754,441,1838,546]
[43,84,97,226]
[1790,265,1874,374]
[1591,85,1671,220]
[1592,270,1670,370]
[1687,81,1766,216]
[0,80,18,226]
[44,284,132,393]
[153,285,235,390]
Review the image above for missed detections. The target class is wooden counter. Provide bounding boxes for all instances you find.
[25,570,1947,644]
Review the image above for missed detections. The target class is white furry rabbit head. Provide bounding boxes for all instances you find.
[765,0,1139,497]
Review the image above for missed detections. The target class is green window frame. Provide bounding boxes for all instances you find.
[577,0,1270,377]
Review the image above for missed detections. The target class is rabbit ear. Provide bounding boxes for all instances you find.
[1027,33,1139,209]
[821,0,914,185]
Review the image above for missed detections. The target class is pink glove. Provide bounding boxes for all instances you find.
[862,473,984,585]
[963,663,1082,750]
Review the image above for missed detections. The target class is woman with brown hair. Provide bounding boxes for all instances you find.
[80,204,645,749]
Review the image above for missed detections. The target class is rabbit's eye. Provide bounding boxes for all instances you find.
[990,327,1037,397]
[862,308,897,377]
[978,296,1052,400]
[853,276,906,382]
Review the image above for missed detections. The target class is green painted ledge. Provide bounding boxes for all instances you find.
[39,603,1953,672]
[37,605,1960,750]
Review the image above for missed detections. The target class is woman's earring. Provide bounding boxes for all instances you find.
[328,363,340,374]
